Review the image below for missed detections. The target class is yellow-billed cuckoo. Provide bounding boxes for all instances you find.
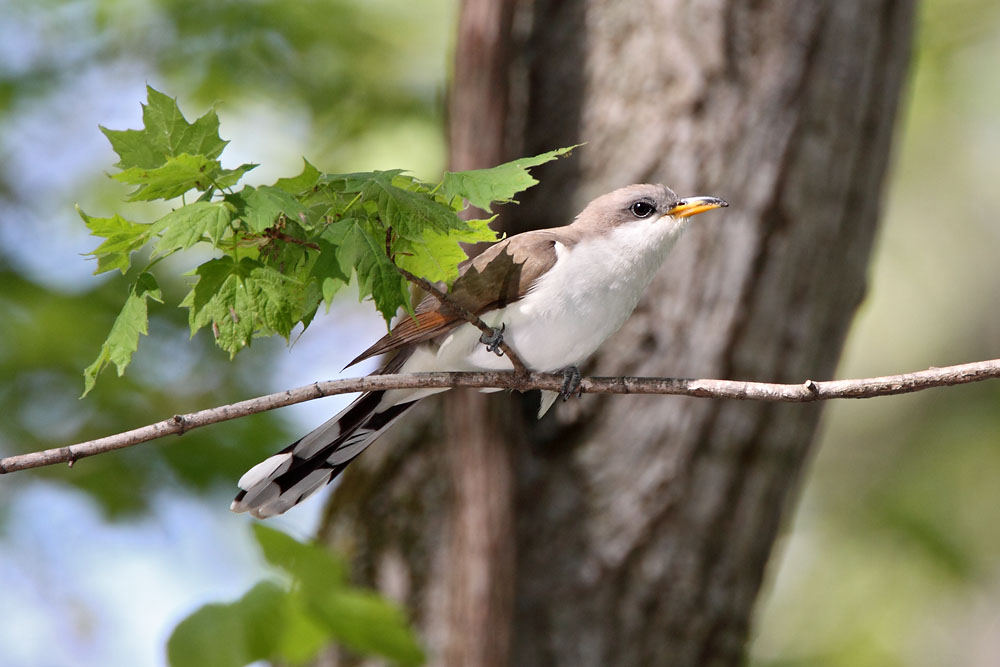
[232,184,727,518]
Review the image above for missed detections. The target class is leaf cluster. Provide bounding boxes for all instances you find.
[167,524,424,666]
[81,86,574,395]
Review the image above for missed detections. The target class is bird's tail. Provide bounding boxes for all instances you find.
[231,389,418,518]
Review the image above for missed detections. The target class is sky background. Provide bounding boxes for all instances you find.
[1,1,999,666]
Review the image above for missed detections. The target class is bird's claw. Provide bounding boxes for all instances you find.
[560,365,582,401]
[479,323,506,356]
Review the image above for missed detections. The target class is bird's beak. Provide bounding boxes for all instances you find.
[668,196,729,218]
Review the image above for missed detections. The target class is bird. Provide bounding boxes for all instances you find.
[231,183,727,518]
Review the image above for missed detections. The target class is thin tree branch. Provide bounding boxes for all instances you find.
[393,265,530,377]
[1,359,997,474]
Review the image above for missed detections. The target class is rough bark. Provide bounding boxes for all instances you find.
[320,1,915,666]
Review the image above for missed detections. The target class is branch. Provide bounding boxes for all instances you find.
[2,359,998,474]
[394,265,530,377]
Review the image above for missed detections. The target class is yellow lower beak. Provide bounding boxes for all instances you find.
[668,196,729,218]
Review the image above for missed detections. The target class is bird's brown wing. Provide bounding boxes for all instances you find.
[345,230,574,367]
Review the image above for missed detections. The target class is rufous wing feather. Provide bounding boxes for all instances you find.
[345,310,458,368]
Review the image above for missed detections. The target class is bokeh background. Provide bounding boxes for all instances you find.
[0,1,997,665]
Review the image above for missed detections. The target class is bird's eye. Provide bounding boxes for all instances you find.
[629,201,656,218]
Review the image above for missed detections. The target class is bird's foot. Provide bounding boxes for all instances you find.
[560,365,582,401]
[479,323,506,356]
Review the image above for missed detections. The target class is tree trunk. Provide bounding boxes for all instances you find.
[320,1,915,665]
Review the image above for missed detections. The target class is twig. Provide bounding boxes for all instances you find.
[394,265,530,377]
[1,359,998,474]
[266,228,320,251]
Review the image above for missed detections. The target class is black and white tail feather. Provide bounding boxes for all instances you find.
[230,390,418,518]
[230,353,420,518]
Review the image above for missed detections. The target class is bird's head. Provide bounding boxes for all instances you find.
[575,183,728,235]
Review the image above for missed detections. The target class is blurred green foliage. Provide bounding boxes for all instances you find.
[168,525,424,666]
[0,0,442,142]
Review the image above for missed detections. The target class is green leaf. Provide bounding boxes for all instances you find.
[182,257,303,356]
[182,257,255,355]
[242,185,305,233]
[274,158,322,194]
[361,171,464,240]
[82,273,162,396]
[150,200,234,255]
[311,239,351,307]
[101,85,228,170]
[168,527,423,667]
[322,170,396,192]
[99,86,252,201]
[293,279,324,331]
[167,581,288,667]
[273,597,329,664]
[253,525,424,666]
[245,265,306,338]
[397,217,498,284]
[440,145,579,212]
[253,524,346,587]
[337,219,410,323]
[78,207,151,275]
[305,588,425,667]
[114,153,221,201]
[214,162,258,189]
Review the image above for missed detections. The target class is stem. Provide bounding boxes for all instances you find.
[342,191,363,214]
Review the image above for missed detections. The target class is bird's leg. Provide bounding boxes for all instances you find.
[560,365,582,401]
[479,323,506,356]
